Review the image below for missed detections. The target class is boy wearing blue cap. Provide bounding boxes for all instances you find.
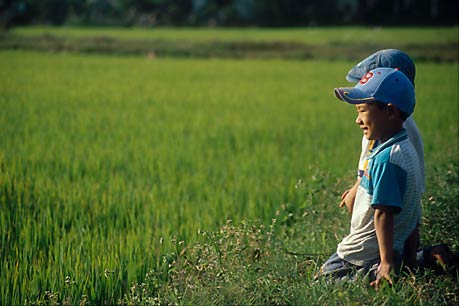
[339,49,425,273]
[319,68,423,288]
[340,49,424,217]
[339,50,459,277]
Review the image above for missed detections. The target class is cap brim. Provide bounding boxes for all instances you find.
[334,87,376,104]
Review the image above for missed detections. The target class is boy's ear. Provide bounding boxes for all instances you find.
[386,103,401,120]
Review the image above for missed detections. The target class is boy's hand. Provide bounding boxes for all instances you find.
[339,179,360,214]
[370,262,393,290]
[339,189,350,208]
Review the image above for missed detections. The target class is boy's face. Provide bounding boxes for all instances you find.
[355,103,391,142]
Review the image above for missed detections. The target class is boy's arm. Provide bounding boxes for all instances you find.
[341,136,369,214]
[340,178,360,214]
[403,224,420,271]
[371,205,395,289]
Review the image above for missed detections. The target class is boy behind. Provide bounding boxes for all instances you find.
[319,68,423,288]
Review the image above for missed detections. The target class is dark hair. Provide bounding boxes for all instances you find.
[399,111,409,121]
[373,101,408,121]
[373,101,388,110]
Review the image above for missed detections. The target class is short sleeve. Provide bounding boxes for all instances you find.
[370,160,407,213]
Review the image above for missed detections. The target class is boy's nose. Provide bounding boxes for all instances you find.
[355,115,362,125]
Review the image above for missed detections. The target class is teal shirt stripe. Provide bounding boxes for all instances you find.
[370,155,406,213]
[360,146,407,213]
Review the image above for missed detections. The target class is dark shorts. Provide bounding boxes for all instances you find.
[318,245,447,281]
[318,253,380,281]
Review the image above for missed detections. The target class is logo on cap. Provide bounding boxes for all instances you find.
[359,72,374,85]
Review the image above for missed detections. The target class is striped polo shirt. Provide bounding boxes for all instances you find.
[358,116,425,193]
[337,129,423,267]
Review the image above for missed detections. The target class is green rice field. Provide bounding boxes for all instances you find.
[11,26,458,45]
[1,27,458,305]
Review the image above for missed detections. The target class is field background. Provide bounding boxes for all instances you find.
[1,27,458,305]
[8,26,458,44]
[2,26,457,61]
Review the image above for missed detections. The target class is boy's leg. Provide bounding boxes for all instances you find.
[318,253,398,282]
[358,261,379,282]
[318,253,360,280]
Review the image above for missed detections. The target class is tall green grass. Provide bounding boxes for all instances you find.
[0,50,457,304]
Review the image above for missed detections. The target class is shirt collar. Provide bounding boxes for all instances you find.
[368,129,408,159]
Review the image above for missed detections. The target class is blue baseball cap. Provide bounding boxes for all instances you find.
[346,49,415,85]
[335,67,415,116]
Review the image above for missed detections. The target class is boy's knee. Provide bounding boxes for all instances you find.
[318,253,355,279]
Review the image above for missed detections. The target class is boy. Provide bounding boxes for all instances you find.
[319,68,423,288]
[340,49,456,275]
[340,49,424,216]
[340,49,424,273]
